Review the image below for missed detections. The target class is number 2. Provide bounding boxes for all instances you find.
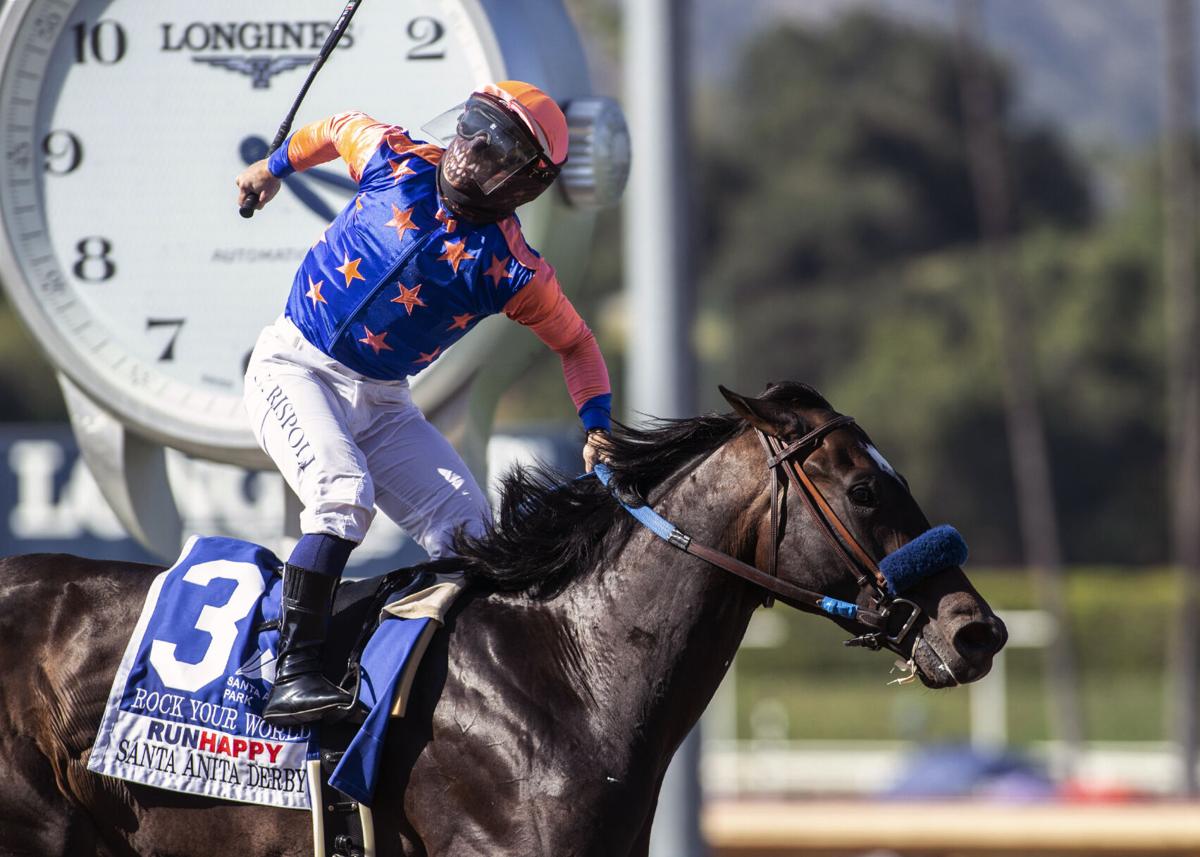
[149,560,265,693]
[406,17,445,60]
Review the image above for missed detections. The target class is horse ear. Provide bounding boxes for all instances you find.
[719,385,794,436]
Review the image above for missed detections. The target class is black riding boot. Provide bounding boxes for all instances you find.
[263,564,354,726]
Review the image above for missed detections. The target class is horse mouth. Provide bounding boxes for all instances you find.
[911,634,966,689]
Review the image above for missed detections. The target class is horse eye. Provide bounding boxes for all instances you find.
[849,484,876,507]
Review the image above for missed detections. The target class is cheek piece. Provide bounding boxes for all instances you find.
[878,525,969,595]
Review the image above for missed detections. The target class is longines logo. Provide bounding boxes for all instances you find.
[161,22,354,89]
[193,56,315,89]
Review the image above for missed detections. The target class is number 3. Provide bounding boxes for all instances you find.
[149,560,265,693]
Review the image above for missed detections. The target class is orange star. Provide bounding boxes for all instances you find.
[389,159,416,182]
[305,276,326,306]
[484,254,511,287]
[384,204,419,240]
[358,326,393,355]
[446,312,476,331]
[415,346,441,364]
[391,282,426,315]
[335,253,365,287]
[438,239,475,274]
[435,207,457,233]
[355,194,365,211]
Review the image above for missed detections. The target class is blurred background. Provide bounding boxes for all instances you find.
[5,0,1200,854]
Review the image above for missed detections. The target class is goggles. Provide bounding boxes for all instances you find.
[423,95,561,194]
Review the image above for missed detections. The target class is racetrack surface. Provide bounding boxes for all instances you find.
[704,799,1200,856]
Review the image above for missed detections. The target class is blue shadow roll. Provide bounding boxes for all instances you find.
[879,525,968,594]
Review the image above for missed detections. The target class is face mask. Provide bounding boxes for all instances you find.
[437,134,557,224]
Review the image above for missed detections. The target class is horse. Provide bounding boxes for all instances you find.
[0,382,1006,856]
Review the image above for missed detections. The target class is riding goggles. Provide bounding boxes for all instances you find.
[423,95,560,194]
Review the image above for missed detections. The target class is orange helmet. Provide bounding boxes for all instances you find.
[474,80,570,166]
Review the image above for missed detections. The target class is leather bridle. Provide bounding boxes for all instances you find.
[595,416,924,654]
[752,416,923,652]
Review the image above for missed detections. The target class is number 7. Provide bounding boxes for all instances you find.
[146,317,186,361]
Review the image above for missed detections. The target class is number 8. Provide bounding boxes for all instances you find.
[149,560,265,693]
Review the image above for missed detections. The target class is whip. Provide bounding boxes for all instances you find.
[240,0,364,218]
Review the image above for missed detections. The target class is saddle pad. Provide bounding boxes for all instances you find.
[327,572,464,805]
[88,536,317,810]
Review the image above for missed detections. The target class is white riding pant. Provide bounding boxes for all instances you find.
[243,316,491,558]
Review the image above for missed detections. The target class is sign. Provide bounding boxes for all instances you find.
[0,424,578,572]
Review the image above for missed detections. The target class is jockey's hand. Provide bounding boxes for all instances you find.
[583,428,612,473]
[236,159,281,212]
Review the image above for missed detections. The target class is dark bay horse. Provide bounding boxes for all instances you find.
[0,383,1006,856]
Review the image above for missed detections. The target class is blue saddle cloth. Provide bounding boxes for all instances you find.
[88,536,435,809]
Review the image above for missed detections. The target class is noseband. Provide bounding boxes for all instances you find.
[593,416,923,653]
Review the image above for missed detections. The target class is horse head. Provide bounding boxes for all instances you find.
[720,382,1006,688]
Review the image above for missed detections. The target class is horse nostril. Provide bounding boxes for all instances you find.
[953,618,1006,659]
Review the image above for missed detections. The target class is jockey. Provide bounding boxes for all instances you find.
[235,81,613,726]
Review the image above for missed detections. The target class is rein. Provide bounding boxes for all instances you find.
[592,416,923,652]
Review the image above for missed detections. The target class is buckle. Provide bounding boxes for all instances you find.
[882,597,922,646]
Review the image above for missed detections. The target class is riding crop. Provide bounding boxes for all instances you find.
[239,0,365,218]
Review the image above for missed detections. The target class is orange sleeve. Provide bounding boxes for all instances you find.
[284,111,391,182]
[504,262,611,410]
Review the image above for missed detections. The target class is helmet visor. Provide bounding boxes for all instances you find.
[422,97,543,194]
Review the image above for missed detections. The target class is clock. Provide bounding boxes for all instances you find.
[0,0,628,556]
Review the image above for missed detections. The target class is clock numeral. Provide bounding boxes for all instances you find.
[146,318,186,362]
[73,237,115,282]
[406,17,445,60]
[33,12,62,43]
[43,131,83,175]
[72,20,127,65]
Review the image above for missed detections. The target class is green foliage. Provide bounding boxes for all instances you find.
[696,11,1160,564]
[699,12,1092,296]
[734,566,1175,743]
[0,293,66,421]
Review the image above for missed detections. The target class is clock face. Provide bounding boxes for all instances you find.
[0,0,506,453]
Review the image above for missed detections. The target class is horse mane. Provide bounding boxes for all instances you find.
[458,381,831,597]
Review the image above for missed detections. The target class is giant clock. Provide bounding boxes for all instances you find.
[0,0,628,555]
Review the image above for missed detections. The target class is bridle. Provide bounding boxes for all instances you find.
[753,416,922,652]
[593,415,924,654]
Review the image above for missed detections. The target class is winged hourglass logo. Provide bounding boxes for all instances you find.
[193,56,316,89]
[235,647,278,686]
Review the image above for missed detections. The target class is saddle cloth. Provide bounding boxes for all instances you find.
[87,535,459,809]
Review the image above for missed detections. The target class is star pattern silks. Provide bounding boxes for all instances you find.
[358,326,392,354]
[391,283,427,315]
[484,254,512,287]
[336,254,366,287]
[389,159,416,182]
[446,312,476,331]
[439,239,475,274]
[385,204,419,241]
[305,276,326,307]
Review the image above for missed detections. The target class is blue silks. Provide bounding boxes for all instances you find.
[328,613,433,805]
[880,524,969,594]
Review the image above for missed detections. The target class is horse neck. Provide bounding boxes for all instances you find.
[565,429,767,759]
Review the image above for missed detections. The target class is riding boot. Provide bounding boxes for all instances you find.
[263,564,354,726]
